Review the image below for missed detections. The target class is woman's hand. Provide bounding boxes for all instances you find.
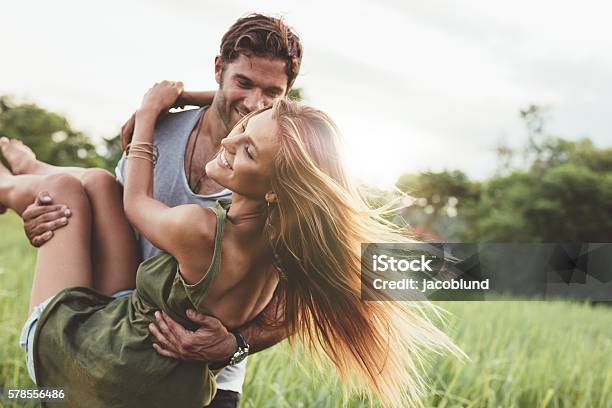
[178,90,216,107]
[120,88,215,150]
[140,80,184,116]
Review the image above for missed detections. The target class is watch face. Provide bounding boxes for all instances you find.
[229,332,249,366]
[230,348,248,365]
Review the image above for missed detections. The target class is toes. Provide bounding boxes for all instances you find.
[1,138,14,152]
[10,138,34,153]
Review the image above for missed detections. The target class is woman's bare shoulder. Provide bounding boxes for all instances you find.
[167,204,219,253]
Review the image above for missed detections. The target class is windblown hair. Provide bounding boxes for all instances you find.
[241,99,466,407]
[220,13,303,89]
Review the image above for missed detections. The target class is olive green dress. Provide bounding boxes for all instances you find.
[32,201,227,408]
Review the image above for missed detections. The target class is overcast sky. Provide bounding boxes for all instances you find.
[2,0,611,187]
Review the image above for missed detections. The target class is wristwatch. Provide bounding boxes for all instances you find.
[228,331,249,366]
[209,331,249,370]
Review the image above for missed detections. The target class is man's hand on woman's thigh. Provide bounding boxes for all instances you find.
[22,191,72,247]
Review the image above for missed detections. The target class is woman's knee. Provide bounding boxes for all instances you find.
[44,174,87,200]
[81,169,120,196]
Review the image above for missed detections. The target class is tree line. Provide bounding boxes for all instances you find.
[395,105,612,242]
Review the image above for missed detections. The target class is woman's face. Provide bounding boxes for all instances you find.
[206,109,279,199]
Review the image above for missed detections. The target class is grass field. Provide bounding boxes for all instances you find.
[1,211,611,407]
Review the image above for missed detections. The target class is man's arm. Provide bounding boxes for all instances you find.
[149,287,290,364]
[239,286,289,354]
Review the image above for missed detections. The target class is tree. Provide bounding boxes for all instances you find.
[395,105,612,243]
[0,96,116,171]
[395,170,479,240]
[461,106,612,242]
[288,87,304,101]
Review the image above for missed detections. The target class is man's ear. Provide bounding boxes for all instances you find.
[265,191,278,204]
[214,56,222,85]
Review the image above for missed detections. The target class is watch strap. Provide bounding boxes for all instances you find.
[208,331,248,370]
[232,331,247,349]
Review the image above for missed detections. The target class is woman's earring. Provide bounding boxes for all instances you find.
[265,191,278,206]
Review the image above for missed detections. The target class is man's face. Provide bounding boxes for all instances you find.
[214,53,288,130]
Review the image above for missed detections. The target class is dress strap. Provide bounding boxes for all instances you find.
[178,200,227,310]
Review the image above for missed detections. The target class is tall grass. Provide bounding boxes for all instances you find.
[242,300,612,408]
[1,212,38,407]
[1,212,611,407]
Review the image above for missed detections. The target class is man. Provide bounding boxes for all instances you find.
[18,13,303,408]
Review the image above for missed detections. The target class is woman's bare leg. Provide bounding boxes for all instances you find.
[1,138,139,296]
[0,165,93,314]
[0,137,87,177]
[80,169,139,295]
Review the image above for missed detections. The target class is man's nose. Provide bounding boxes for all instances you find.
[243,89,266,112]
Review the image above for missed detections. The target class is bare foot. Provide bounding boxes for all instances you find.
[0,154,13,214]
[0,137,39,175]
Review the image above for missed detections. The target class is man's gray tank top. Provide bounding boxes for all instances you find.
[115,107,247,394]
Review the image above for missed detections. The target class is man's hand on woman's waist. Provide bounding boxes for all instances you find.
[149,306,289,365]
[149,310,237,364]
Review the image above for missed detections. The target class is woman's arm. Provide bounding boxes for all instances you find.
[120,90,216,151]
[123,81,214,273]
[178,90,216,107]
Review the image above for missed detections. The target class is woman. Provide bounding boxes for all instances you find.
[0,82,465,407]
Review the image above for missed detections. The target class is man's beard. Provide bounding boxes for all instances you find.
[213,89,237,134]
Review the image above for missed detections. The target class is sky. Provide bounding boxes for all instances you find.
[2,0,611,188]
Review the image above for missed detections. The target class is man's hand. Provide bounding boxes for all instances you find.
[120,114,137,151]
[149,310,237,364]
[149,290,289,365]
[22,192,72,247]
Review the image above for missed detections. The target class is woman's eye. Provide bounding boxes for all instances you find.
[245,145,254,159]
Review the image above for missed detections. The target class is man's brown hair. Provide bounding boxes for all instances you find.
[220,13,303,90]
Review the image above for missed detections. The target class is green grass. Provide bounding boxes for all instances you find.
[1,212,38,407]
[1,211,611,407]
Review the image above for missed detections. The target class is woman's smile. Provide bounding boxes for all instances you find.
[219,150,233,169]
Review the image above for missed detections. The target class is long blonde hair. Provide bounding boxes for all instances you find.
[261,99,466,407]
